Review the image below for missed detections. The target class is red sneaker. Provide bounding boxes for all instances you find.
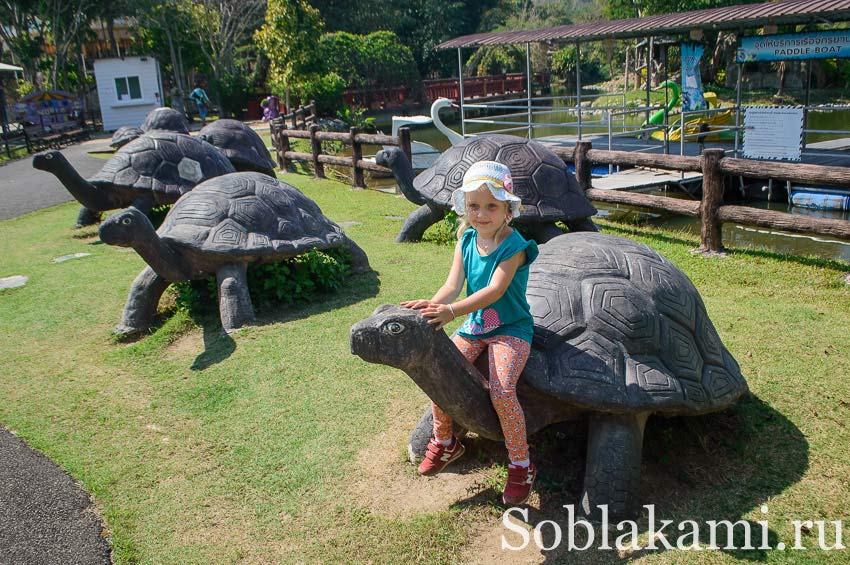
[502,463,536,505]
[417,437,465,476]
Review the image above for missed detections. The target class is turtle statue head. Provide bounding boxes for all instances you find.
[31,150,64,172]
[374,147,403,169]
[350,304,437,370]
[99,207,153,247]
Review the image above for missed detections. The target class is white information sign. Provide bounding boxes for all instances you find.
[742,106,804,161]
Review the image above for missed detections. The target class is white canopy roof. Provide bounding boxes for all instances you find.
[0,62,24,73]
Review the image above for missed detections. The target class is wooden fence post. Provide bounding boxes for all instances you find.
[279,126,292,172]
[398,126,412,164]
[350,126,365,188]
[698,148,726,254]
[290,107,298,129]
[309,124,325,179]
[574,141,593,191]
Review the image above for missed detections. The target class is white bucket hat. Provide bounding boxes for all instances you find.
[452,160,523,218]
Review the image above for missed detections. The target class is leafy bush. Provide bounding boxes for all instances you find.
[291,72,347,116]
[211,71,250,118]
[173,247,350,318]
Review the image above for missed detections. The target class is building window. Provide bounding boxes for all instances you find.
[115,76,142,101]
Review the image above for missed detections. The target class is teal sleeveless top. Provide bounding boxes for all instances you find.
[456,228,539,344]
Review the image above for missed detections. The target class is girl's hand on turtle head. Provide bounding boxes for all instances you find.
[421,304,454,331]
[400,299,432,310]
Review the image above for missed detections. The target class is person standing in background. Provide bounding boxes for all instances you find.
[188,83,211,126]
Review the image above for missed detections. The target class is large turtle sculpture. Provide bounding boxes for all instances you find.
[350,232,747,519]
[33,131,235,227]
[110,126,144,149]
[140,107,190,134]
[99,172,371,336]
[375,134,598,243]
[198,119,277,177]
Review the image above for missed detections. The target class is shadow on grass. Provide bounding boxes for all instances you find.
[250,269,381,328]
[191,325,235,371]
[447,394,808,562]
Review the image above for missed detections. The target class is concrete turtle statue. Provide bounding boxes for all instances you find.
[99,172,371,335]
[33,131,235,226]
[110,126,144,149]
[350,232,747,519]
[140,107,189,134]
[198,119,276,177]
[375,134,598,243]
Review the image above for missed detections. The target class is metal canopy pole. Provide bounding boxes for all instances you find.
[526,42,533,138]
[458,47,466,137]
[803,58,813,150]
[645,37,653,139]
[576,42,582,140]
[734,62,743,157]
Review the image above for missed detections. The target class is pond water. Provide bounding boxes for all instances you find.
[332,107,850,264]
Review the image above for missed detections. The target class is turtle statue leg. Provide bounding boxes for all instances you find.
[527,222,565,243]
[564,217,598,233]
[408,405,468,464]
[396,203,445,243]
[580,412,648,521]
[115,266,170,338]
[341,235,372,274]
[75,206,102,227]
[217,262,255,332]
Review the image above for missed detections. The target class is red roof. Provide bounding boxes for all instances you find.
[436,0,850,49]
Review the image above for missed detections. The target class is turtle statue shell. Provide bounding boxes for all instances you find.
[100,171,371,336]
[523,232,746,414]
[110,126,143,149]
[140,107,189,134]
[413,134,597,221]
[92,131,235,201]
[198,119,276,176]
[159,172,346,258]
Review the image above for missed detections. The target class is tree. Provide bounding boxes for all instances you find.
[0,0,43,83]
[255,0,324,111]
[188,0,265,116]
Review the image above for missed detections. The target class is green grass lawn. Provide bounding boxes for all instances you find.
[1,172,848,564]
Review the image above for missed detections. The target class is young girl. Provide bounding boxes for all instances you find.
[401,160,539,505]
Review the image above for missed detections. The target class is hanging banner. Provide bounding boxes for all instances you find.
[737,30,850,63]
[681,43,706,112]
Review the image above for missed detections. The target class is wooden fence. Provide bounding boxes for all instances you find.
[270,101,317,130]
[552,141,850,254]
[269,121,412,189]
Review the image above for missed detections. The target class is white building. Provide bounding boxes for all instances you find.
[93,56,163,131]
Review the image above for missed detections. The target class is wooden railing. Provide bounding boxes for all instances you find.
[423,73,550,102]
[269,121,412,189]
[270,100,317,131]
[553,141,850,254]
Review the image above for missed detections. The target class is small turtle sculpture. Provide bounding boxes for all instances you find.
[100,172,371,335]
[140,107,189,134]
[350,232,747,519]
[375,134,598,243]
[199,119,277,177]
[110,126,143,149]
[33,131,235,226]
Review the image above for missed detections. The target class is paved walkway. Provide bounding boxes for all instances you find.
[1,141,113,563]
[0,137,109,221]
[0,427,111,564]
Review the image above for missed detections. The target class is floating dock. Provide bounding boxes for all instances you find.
[590,167,703,192]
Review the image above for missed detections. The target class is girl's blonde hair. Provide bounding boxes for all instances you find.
[455,184,512,240]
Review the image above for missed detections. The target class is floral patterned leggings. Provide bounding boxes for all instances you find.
[432,334,531,462]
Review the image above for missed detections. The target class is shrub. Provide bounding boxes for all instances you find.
[173,247,350,318]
